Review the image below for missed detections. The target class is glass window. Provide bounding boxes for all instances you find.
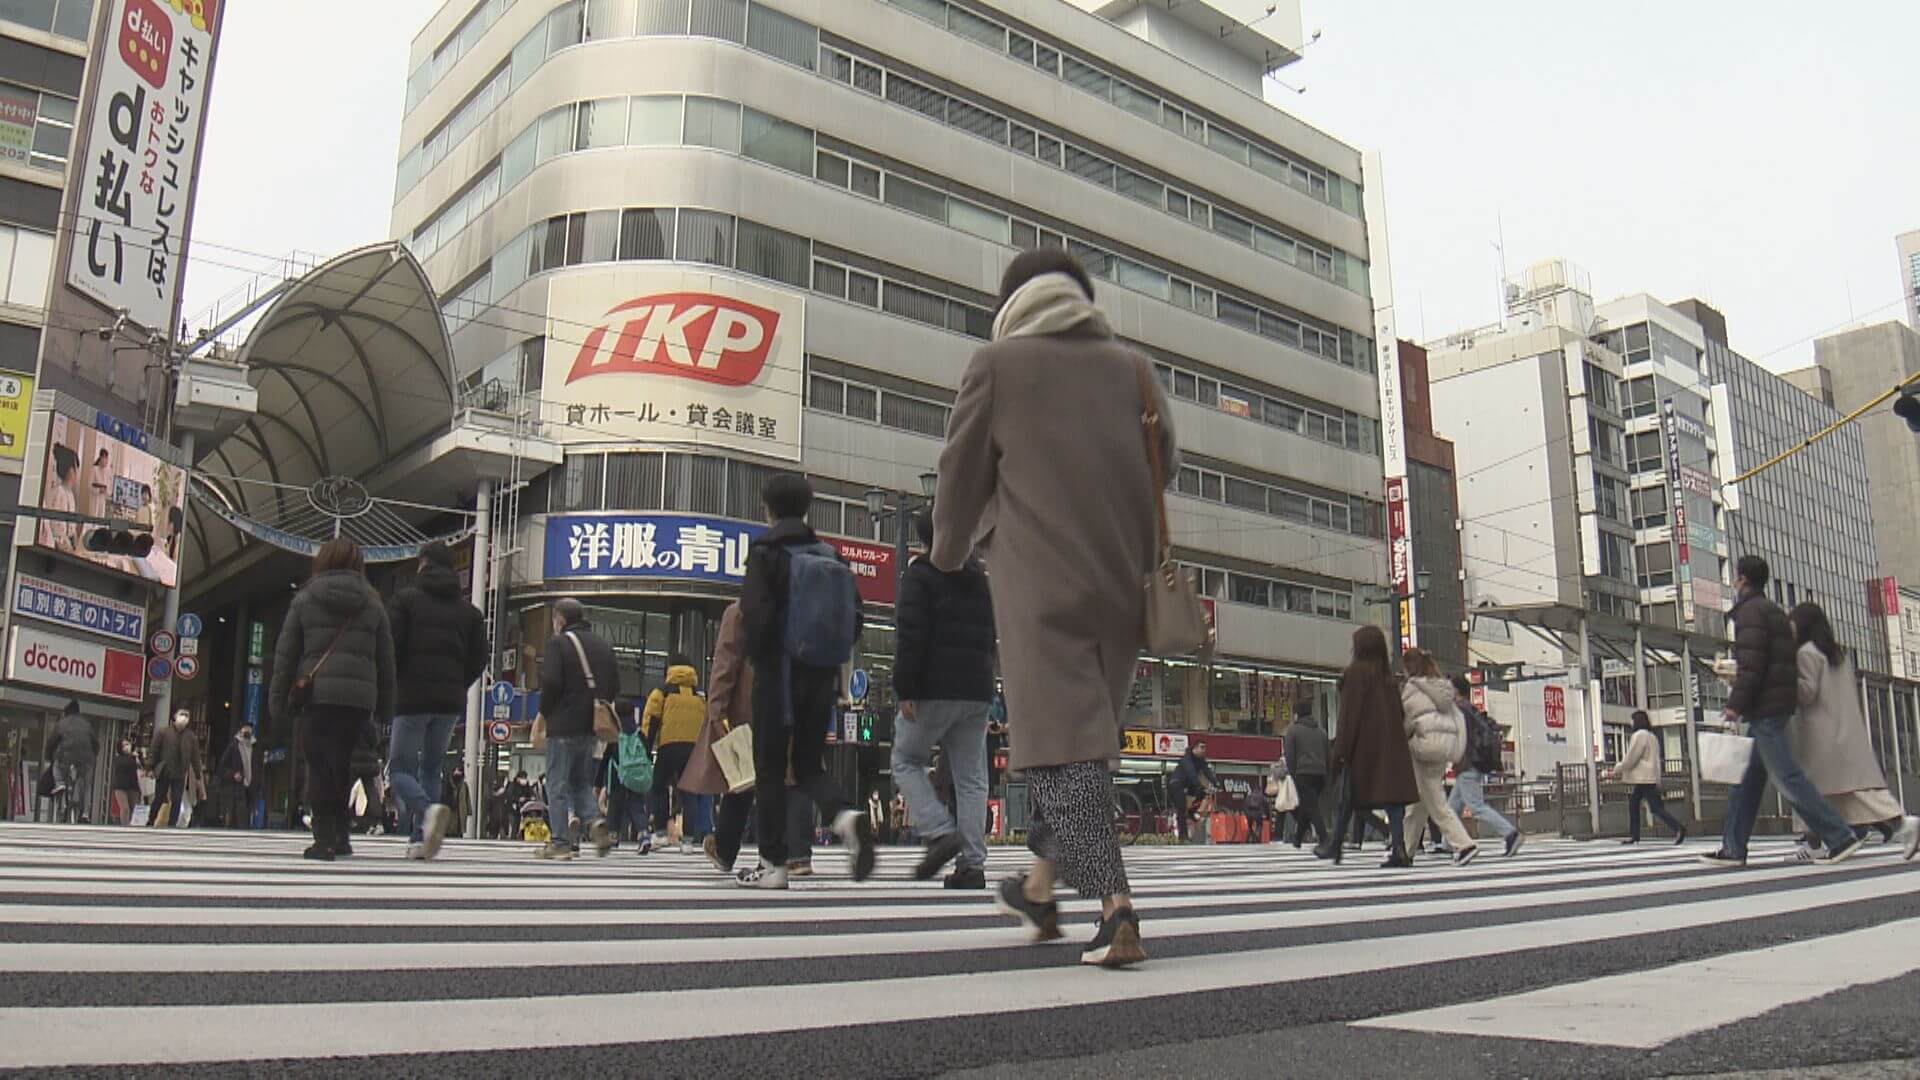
[635,0,692,34]
[547,1,585,54]
[812,260,848,297]
[1116,169,1163,207]
[883,174,947,220]
[947,198,1011,244]
[844,383,879,421]
[604,452,665,509]
[1224,479,1267,513]
[882,392,949,437]
[850,162,881,199]
[536,105,576,163]
[1201,473,1222,502]
[1064,146,1114,186]
[947,99,1007,143]
[947,4,1005,48]
[885,74,947,120]
[1230,574,1270,607]
[627,95,682,145]
[683,96,742,152]
[587,0,635,38]
[4,226,52,307]
[808,373,845,412]
[745,1,817,68]
[816,150,850,188]
[501,127,536,190]
[1212,210,1254,246]
[562,212,588,266]
[52,0,93,40]
[847,271,879,307]
[688,0,746,42]
[741,107,813,173]
[676,209,735,267]
[882,280,949,328]
[576,97,628,150]
[560,453,604,510]
[1116,260,1169,299]
[580,209,619,264]
[618,207,674,260]
[736,219,810,286]
[1207,125,1251,165]
[1062,56,1111,97]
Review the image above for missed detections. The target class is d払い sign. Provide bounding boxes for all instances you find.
[67,0,219,335]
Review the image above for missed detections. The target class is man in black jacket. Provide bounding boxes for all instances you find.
[538,597,619,860]
[1704,555,1862,868]
[737,473,873,889]
[386,542,488,861]
[1168,742,1218,843]
[891,512,997,889]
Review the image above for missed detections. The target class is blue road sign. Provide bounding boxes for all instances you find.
[148,657,173,682]
[177,614,203,639]
[849,669,870,704]
[489,681,515,707]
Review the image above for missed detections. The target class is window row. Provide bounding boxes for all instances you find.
[1177,562,1357,622]
[876,0,1362,217]
[0,0,94,42]
[821,43,1368,299]
[1153,361,1377,456]
[0,224,55,310]
[0,81,77,174]
[811,256,995,339]
[1174,462,1383,540]
[405,0,512,114]
[805,365,951,440]
[548,449,790,522]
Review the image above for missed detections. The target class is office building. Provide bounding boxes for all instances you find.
[390,0,1391,785]
[1898,229,1920,330]
[1806,322,1920,589]
[1396,339,1464,669]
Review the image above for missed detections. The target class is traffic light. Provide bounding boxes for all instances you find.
[857,714,876,744]
[85,528,154,558]
[1894,387,1920,433]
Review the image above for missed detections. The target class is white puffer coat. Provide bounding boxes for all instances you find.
[1401,676,1467,767]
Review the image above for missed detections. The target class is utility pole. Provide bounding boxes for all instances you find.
[463,481,493,840]
[1577,616,1602,836]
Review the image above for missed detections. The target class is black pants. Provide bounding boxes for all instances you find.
[149,775,186,825]
[303,708,363,851]
[224,787,251,829]
[649,742,695,835]
[1170,783,1200,841]
[1332,801,1405,853]
[1628,783,1684,841]
[1289,775,1328,845]
[715,785,816,869]
[749,660,846,867]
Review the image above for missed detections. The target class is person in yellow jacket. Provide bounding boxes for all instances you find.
[642,655,707,854]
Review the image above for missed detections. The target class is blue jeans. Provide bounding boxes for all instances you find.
[545,735,602,846]
[1447,769,1515,840]
[1721,714,1856,858]
[890,700,990,870]
[387,713,458,842]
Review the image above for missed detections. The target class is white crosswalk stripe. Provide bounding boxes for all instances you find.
[0,823,1915,1073]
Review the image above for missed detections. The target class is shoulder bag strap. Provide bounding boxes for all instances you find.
[565,631,599,697]
[304,600,366,683]
[1131,356,1172,565]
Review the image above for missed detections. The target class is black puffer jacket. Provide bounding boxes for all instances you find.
[539,619,619,739]
[894,556,996,703]
[1727,589,1798,721]
[389,566,488,715]
[269,570,397,727]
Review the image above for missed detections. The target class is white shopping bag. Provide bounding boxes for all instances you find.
[1271,776,1300,813]
[711,725,756,794]
[1699,731,1755,785]
[129,804,150,827]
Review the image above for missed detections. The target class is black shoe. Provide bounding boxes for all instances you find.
[916,833,964,881]
[1504,832,1525,858]
[1697,849,1746,869]
[333,836,353,857]
[1311,839,1342,864]
[834,810,877,883]
[1620,838,1639,845]
[1674,828,1688,846]
[1081,908,1146,968]
[1380,844,1413,869]
[994,876,1063,942]
[303,843,334,861]
[945,866,986,890]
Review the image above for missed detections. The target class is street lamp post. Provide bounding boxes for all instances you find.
[864,472,938,603]
[1362,570,1432,658]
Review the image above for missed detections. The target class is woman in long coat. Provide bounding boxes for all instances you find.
[932,248,1173,969]
[1788,603,1918,861]
[1319,626,1420,867]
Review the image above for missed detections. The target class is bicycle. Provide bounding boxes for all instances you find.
[1112,788,1147,845]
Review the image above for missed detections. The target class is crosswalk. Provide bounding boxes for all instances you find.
[0,823,1915,1075]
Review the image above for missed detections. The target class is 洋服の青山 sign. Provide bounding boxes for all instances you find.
[544,269,804,462]
[5,623,145,702]
[545,514,894,605]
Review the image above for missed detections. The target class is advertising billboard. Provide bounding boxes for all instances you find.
[5,623,145,702]
[545,513,895,604]
[543,269,804,462]
[0,372,30,460]
[0,85,36,166]
[32,411,186,587]
[66,0,218,334]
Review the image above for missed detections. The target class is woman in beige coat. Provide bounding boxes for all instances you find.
[1398,649,1478,865]
[1787,603,1919,861]
[933,249,1173,969]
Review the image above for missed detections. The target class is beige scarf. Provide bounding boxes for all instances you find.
[990,271,1111,341]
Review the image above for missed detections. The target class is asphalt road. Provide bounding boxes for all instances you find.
[0,823,1915,1078]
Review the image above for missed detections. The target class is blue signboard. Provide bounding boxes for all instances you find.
[242,683,263,727]
[12,573,146,646]
[177,613,204,639]
[545,514,764,582]
[489,681,515,707]
[849,669,869,704]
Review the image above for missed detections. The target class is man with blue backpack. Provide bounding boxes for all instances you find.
[736,474,875,889]
[1447,673,1523,858]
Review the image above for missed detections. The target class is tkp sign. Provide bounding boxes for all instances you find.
[544,270,804,462]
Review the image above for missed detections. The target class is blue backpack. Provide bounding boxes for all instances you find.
[614,729,653,795]
[783,540,860,669]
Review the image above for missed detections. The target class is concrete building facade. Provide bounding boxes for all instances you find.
[390,0,1390,789]
[1807,322,1920,589]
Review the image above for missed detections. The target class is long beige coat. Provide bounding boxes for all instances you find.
[1790,645,1888,796]
[932,326,1174,771]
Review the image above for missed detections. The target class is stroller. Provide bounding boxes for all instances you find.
[518,798,551,844]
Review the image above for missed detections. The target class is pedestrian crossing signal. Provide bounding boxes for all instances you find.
[857,715,876,743]
[85,529,154,558]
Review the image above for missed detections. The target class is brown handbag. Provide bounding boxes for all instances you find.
[566,631,622,744]
[1133,357,1213,657]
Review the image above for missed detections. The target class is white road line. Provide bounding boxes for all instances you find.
[1353,916,1920,1048]
[4,870,1913,1068]
[5,860,1908,973]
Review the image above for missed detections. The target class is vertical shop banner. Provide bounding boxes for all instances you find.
[543,269,804,461]
[1385,476,1416,649]
[0,84,36,165]
[1362,150,1415,650]
[1661,399,1695,628]
[67,0,218,334]
[0,373,31,460]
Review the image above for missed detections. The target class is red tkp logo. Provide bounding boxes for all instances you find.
[567,293,781,388]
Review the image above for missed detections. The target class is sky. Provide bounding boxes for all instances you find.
[181,1,1919,374]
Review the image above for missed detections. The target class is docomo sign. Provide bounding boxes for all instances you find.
[566,293,781,388]
[6,624,145,702]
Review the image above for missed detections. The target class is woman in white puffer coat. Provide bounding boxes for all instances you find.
[1400,649,1479,866]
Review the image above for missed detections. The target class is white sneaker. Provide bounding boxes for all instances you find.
[404,843,428,861]
[735,862,789,889]
[1896,816,1920,862]
[421,804,452,861]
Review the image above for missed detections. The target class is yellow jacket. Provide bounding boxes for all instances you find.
[643,665,706,747]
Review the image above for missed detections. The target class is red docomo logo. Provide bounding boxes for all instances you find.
[567,293,781,388]
[23,644,99,681]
